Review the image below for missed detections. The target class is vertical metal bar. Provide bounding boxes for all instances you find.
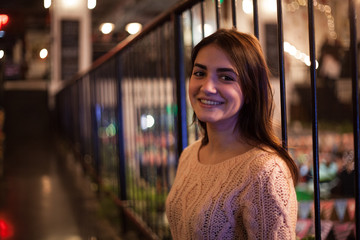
[174,13,188,155]
[159,24,168,237]
[115,54,127,202]
[164,22,176,196]
[188,9,199,141]
[189,8,194,49]
[135,44,146,223]
[90,73,101,194]
[138,41,148,223]
[349,0,360,236]
[150,31,158,232]
[200,0,205,38]
[111,57,127,233]
[78,78,85,155]
[231,0,237,28]
[253,0,259,39]
[307,0,321,239]
[215,0,221,30]
[276,0,287,148]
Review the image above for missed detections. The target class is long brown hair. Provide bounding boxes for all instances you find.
[191,29,299,184]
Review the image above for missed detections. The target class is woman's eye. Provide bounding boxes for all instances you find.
[193,71,205,77]
[220,75,235,81]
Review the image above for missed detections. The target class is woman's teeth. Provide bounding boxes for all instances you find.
[200,99,222,105]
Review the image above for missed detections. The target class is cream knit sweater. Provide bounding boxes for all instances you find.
[165,140,298,240]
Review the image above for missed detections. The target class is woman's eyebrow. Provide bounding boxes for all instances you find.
[217,68,237,74]
[194,63,237,75]
[194,63,206,69]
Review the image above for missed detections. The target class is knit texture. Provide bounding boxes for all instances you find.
[165,140,298,240]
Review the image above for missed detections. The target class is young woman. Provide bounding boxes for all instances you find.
[166,29,299,239]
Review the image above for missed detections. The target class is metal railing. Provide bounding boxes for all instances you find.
[55,0,360,239]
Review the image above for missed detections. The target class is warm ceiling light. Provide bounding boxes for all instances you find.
[100,23,115,34]
[88,0,96,9]
[0,50,4,59]
[44,0,51,8]
[125,22,142,35]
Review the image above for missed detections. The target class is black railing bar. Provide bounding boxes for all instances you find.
[115,54,127,202]
[276,0,288,149]
[77,79,84,155]
[349,0,360,237]
[74,82,81,149]
[136,41,149,222]
[80,78,87,155]
[68,87,73,141]
[231,0,237,28]
[253,0,259,39]
[156,33,165,231]
[109,61,116,106]
[81,79,88,154]
[164,21,178,191]
[189,7,199,140]
[159,25,170,229]
[150,31,158,231]
[83,76,91,154]
[174,12,189,154]
[98,74,107,187]
[190,7,195,49]
[114,54,129,234]
[165,21,172,179]
[200,0,205,39]
[89,73,102,195]
[215,0,221,30]
[72,86,77,142]
[307,0,321,239]
[76,83,81,145]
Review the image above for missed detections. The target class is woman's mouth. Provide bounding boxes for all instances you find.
[199,99,223,105]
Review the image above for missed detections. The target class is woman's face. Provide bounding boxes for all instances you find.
[189,44,244,130]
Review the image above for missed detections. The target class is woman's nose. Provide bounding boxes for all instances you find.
[200,76,217,94]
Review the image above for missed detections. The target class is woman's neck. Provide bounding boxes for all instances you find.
[199,124,252,165]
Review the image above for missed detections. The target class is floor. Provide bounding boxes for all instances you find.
[0,90,123,240]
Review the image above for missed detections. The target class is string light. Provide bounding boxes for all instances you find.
[284,0,337,39]
[284,41,319,68]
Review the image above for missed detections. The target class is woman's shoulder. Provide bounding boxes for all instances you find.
[178,139,202,162]
[247,147,292,179]
[181,139,201,153]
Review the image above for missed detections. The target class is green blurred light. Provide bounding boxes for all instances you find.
[166,104,178,116]
[106,123,116,137]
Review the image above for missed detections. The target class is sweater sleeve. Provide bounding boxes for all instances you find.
[243,156,297,240]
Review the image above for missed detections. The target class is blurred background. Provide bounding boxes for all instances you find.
[0,0,359,239]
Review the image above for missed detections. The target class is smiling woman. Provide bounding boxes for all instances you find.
[166,29,299,240]
[188,44,244,135]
